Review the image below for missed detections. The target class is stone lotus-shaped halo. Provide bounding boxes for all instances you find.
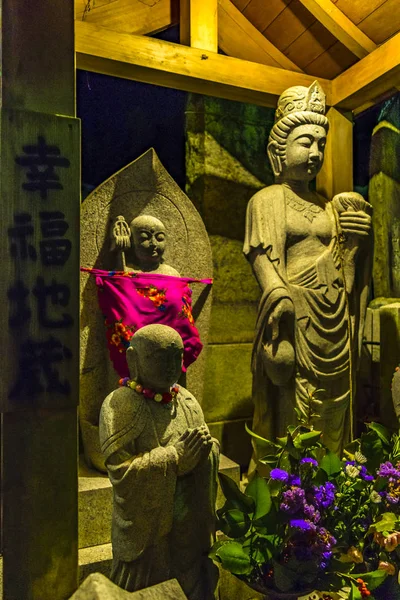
[274,80,326,123]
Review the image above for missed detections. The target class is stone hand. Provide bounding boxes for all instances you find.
[268,298,294,342]
[175,426,212,476]
[339,210,371,240]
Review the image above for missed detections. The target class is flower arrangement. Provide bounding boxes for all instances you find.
[211,415,400,599]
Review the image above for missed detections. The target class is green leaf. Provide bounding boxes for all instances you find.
[292,428,322,449]
[276,436,288,448]
[218,508,251,538]
[367,422,391,446]
[279,450,292,472]
[245,473,272,519]
[369,512,398,533]
[313,467,328,485]
[218,472,255,513]
[361,431,384,472]
[245,423,280,458]
[350,581,362,600]
[209,539,230,561]
[320,450,343,476]
[351,569,388,591]
[215,541,252,575]
[259,454,280,465]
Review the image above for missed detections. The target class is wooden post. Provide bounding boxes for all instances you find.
[316,107,353,198]
[180,0,218,52]
[0,2,79,599]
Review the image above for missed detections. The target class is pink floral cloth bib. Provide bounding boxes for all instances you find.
[81,268,212,378]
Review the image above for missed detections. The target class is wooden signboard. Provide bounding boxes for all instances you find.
[0,109,80,412]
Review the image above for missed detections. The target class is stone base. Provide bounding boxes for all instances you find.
[70,573,187,599]
[79,543,113,583]
[79,456,112,549]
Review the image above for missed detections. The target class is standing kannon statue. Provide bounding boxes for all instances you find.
[244,81,372,454]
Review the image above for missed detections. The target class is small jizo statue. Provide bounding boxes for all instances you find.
[244,81,372,455]
[111,214,180,276]
[99,324,219,599]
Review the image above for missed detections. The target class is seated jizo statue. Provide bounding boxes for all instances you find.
[99,324,219,599]
[244,81,373,455]
[111,214,180,276]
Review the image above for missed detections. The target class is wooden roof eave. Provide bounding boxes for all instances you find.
[75,21,332,108]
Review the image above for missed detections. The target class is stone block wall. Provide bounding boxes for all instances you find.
[185,94,275,466]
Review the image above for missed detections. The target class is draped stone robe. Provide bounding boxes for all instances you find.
[99,385,219,600]
[244,184,371,454]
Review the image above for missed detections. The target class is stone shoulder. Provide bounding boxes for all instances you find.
[248,184,283,207]
[99,387,146,450]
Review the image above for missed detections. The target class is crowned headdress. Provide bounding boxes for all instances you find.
[274,80,326,123]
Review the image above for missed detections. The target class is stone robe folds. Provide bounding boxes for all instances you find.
[99,386,219,600]
[244,185,371,453]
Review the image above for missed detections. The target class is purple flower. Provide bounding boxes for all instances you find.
[387,494,400,505]
[303,503,321,523]
[319,550,333,569]
[359,465,374,482]
[289,519,316,531]
[270,468,289,482]
[313,482,336,509]
[317,527,336,548]
[288,474,301,486]
[378,462,400,479]
[300,457,318,467]
[280,487,306,514]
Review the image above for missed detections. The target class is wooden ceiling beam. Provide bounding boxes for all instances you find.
[75,21,332,107]
[218,0,303,72]
[298,0,377,59]
[180,0,218,52]
[332,31,400,110]
[74,0,177,36]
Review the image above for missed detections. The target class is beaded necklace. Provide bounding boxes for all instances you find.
[119,377,179,405]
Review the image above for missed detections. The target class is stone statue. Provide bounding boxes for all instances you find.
[99,324,219,599]
[243,81,372,454]
[80,149,213,472]
[111,214,180,276]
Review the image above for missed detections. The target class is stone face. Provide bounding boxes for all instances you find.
[80,149,213,471]
[244,82,373,456]
[70,573,187,600]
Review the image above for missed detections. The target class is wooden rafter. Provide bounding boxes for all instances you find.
[74,0,177,36]
[298,0,377,59]
[218,0,303,72]
[75,21,332,107]
[180,0,218,52]
[332,31,400,110]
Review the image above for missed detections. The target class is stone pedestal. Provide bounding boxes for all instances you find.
[69,574,188,599]
[185,94,275,466]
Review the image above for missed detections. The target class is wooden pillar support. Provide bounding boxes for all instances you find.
[316,107,353,199]
[180,0,218,52]
[1,2,80,599]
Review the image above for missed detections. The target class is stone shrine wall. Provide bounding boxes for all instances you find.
[185,94,275,466]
